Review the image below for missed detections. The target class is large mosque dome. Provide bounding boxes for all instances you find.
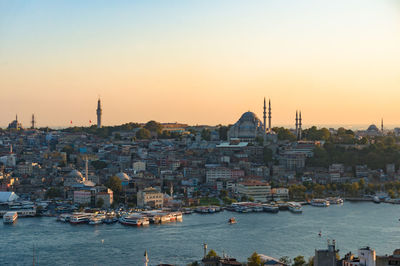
[367,124,379,131]
[228,111,264,142]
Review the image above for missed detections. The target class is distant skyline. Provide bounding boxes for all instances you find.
[1,0,400,128]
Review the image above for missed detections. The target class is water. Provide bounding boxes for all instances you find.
[1,202,399,265]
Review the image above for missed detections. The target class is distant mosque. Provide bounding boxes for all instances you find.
[228,98,277,143]
[7,115,23,130]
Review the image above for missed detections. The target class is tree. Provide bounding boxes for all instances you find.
[307,256,314,266]
[144,120,163,135]
[106,176,122,202]
[205,249,218,258]
[136,128,151,139]
[201,128,211,141]
[263,147,273,165]
[279,256,292,265]
[96,198,104,208]
[293,255,306,266]
[273,127,297,141]
[248,252,262,266]
[218,126,229,141]
[45,187,63,199]
[91,160,107,170]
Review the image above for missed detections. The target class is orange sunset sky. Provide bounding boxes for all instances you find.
[1,0,400,128]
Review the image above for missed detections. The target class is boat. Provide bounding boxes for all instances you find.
[373,196,381,204]
[318,230,322,237]
[262,204,279,213]
[119,215,149,226]
[288,202,303,213]
[228,217,236,224]
[69,213,92,224]
[327,197,344,204]
[88,216,103,225]
[311,199,330,207]
[3,211,18,224]
[57,213,71,222]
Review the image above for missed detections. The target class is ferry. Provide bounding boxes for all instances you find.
[69,213,92,224]
[327,197,344,204]
[3,211,18,224]
[288,202,303,213]
[119,215,149,226]
[262,204,279,213]
[311,199,330,207]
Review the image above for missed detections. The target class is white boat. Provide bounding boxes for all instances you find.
[70,213,92,224]
[119,215,148,226]
[311,199,330,207]
[3,211,18,224]
[288,202,303,213]
[327,197,344,204]
[373,196,381,204]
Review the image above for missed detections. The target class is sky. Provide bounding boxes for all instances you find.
[0,0,400,128]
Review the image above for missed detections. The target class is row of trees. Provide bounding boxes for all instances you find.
[307,138,400,169]
[189,250,312,266]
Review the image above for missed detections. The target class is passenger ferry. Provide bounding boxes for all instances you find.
[69,213,93,224]
[3,211,18,224]
[119,215,149,226]
[311,199,330,207]
[262,204,279,213]
[327,197,344,205]
[288,202,303,213]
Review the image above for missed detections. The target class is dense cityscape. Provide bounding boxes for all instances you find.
[1,98,400,265]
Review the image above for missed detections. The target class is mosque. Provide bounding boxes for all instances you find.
[228,98,277,143]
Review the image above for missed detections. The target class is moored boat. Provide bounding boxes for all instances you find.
[69,213,92,224]
[3,211,18,224]
[311,199,330,207]
[327,197,344,204]
[288,202,303,213]
[262,204,279,213]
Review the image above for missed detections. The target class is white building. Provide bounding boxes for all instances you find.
[236,181,271,202]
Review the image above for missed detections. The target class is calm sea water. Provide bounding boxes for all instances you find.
[1,202,399,266]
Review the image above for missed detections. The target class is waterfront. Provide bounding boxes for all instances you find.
[1,202,400,265]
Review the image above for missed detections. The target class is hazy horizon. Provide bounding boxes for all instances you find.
[1,0,400,127]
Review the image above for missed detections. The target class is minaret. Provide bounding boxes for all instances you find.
[295,111,298,137]
[31,114,35,129]
[381,118,384,134]
[268,99,272,131]
[298,111,302,140]
[96,98,102,128]
[85,156,89,182]
[263,97,266,133]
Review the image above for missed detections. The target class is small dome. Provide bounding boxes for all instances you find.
[116,172,131,181]
[68,170,83,179]
[367,124,379,131]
